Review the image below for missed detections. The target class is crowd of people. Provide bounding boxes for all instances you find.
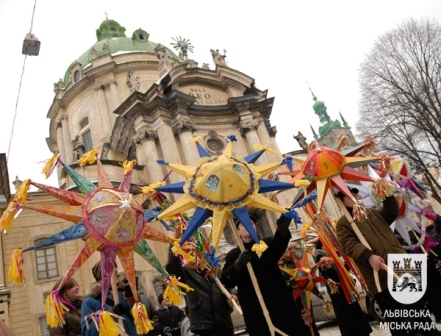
[48,194,441,336]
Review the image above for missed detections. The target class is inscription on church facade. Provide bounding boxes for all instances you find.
[180,86,229,105]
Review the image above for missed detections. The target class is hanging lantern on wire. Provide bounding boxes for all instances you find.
[22,33,40,56]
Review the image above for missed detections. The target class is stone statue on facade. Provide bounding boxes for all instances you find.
[72,135,85,161]
[126,70,140,93]
[294,131,308,151]
[154,44,168,63]
[154,44,174,76]
[171,36,194,61]
[210,49,227,66]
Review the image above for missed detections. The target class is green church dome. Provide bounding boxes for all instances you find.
[62,19,179,86]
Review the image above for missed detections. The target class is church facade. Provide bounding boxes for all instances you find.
[2,19,313,335]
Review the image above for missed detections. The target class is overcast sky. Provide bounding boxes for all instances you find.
[1,0,441,190]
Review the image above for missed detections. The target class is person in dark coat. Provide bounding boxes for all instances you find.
[157,293,185,336]
[165,228,235,336]
[314,239,372,336]
[221,214,309,336]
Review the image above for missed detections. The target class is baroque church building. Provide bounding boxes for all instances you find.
[2,18,327,335]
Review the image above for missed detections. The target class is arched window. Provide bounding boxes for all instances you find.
[80,117,93,152]
[74,70,81,83]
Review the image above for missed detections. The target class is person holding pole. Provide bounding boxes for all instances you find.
[221,214,309,336]
[165,228,235,336]
[336,188,440,336]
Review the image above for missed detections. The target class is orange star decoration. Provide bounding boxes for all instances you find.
[280,246,333,327]
[279,141,385,221]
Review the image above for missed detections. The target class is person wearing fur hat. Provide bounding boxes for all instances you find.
[80,261,138,336]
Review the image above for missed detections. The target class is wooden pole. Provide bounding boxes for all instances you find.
[213,276,243,316]
[111,271,128,335]
[332,191,399,291]
[229,220,288,336]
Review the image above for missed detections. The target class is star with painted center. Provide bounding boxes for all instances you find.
[152,135,298,249]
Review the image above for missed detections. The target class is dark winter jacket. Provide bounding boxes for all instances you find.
[157,304,185,336]
[165,248,233,333]
[221,230,309,336]
[336,196,403,295]
[48,300,82,336]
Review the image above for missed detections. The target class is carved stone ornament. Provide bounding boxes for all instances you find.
[154,44,168,65]
[224,79,245,93]
[90,47,97,59]
[102,43,109,54]
[172,120,197,135]
[205,130,225,155]
[268,125,277,138]
[239,119,259,135]
[294,131,308,151]
[210,49,227,66]
[71,135,85,161]
[134,126,157,145]
[126,70,140,93]
[202,63,210,70]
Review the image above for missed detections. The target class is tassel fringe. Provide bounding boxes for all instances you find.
[45,290,67,328]
[372,178,394,201]
[14,179,31,204]
[121,160,137,174]
[131,301,154,334]
[164,275,194,305]
[352,200,368,222]
[8,249,24,285]
[98,311,120,336]
[0,202,18,232]
[41,154,60,178]
[78,150,99,167]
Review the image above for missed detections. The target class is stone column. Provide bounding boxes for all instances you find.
[95,84,112,139]
[240,119,268,165]
[268,126,283,161]
[60,115,73,164]
[156,122,183,184]
[56,122,66,160]
[172,120,199,166]
[257,122,279,163]
[109,81,120,111]
[135,128,164,183]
